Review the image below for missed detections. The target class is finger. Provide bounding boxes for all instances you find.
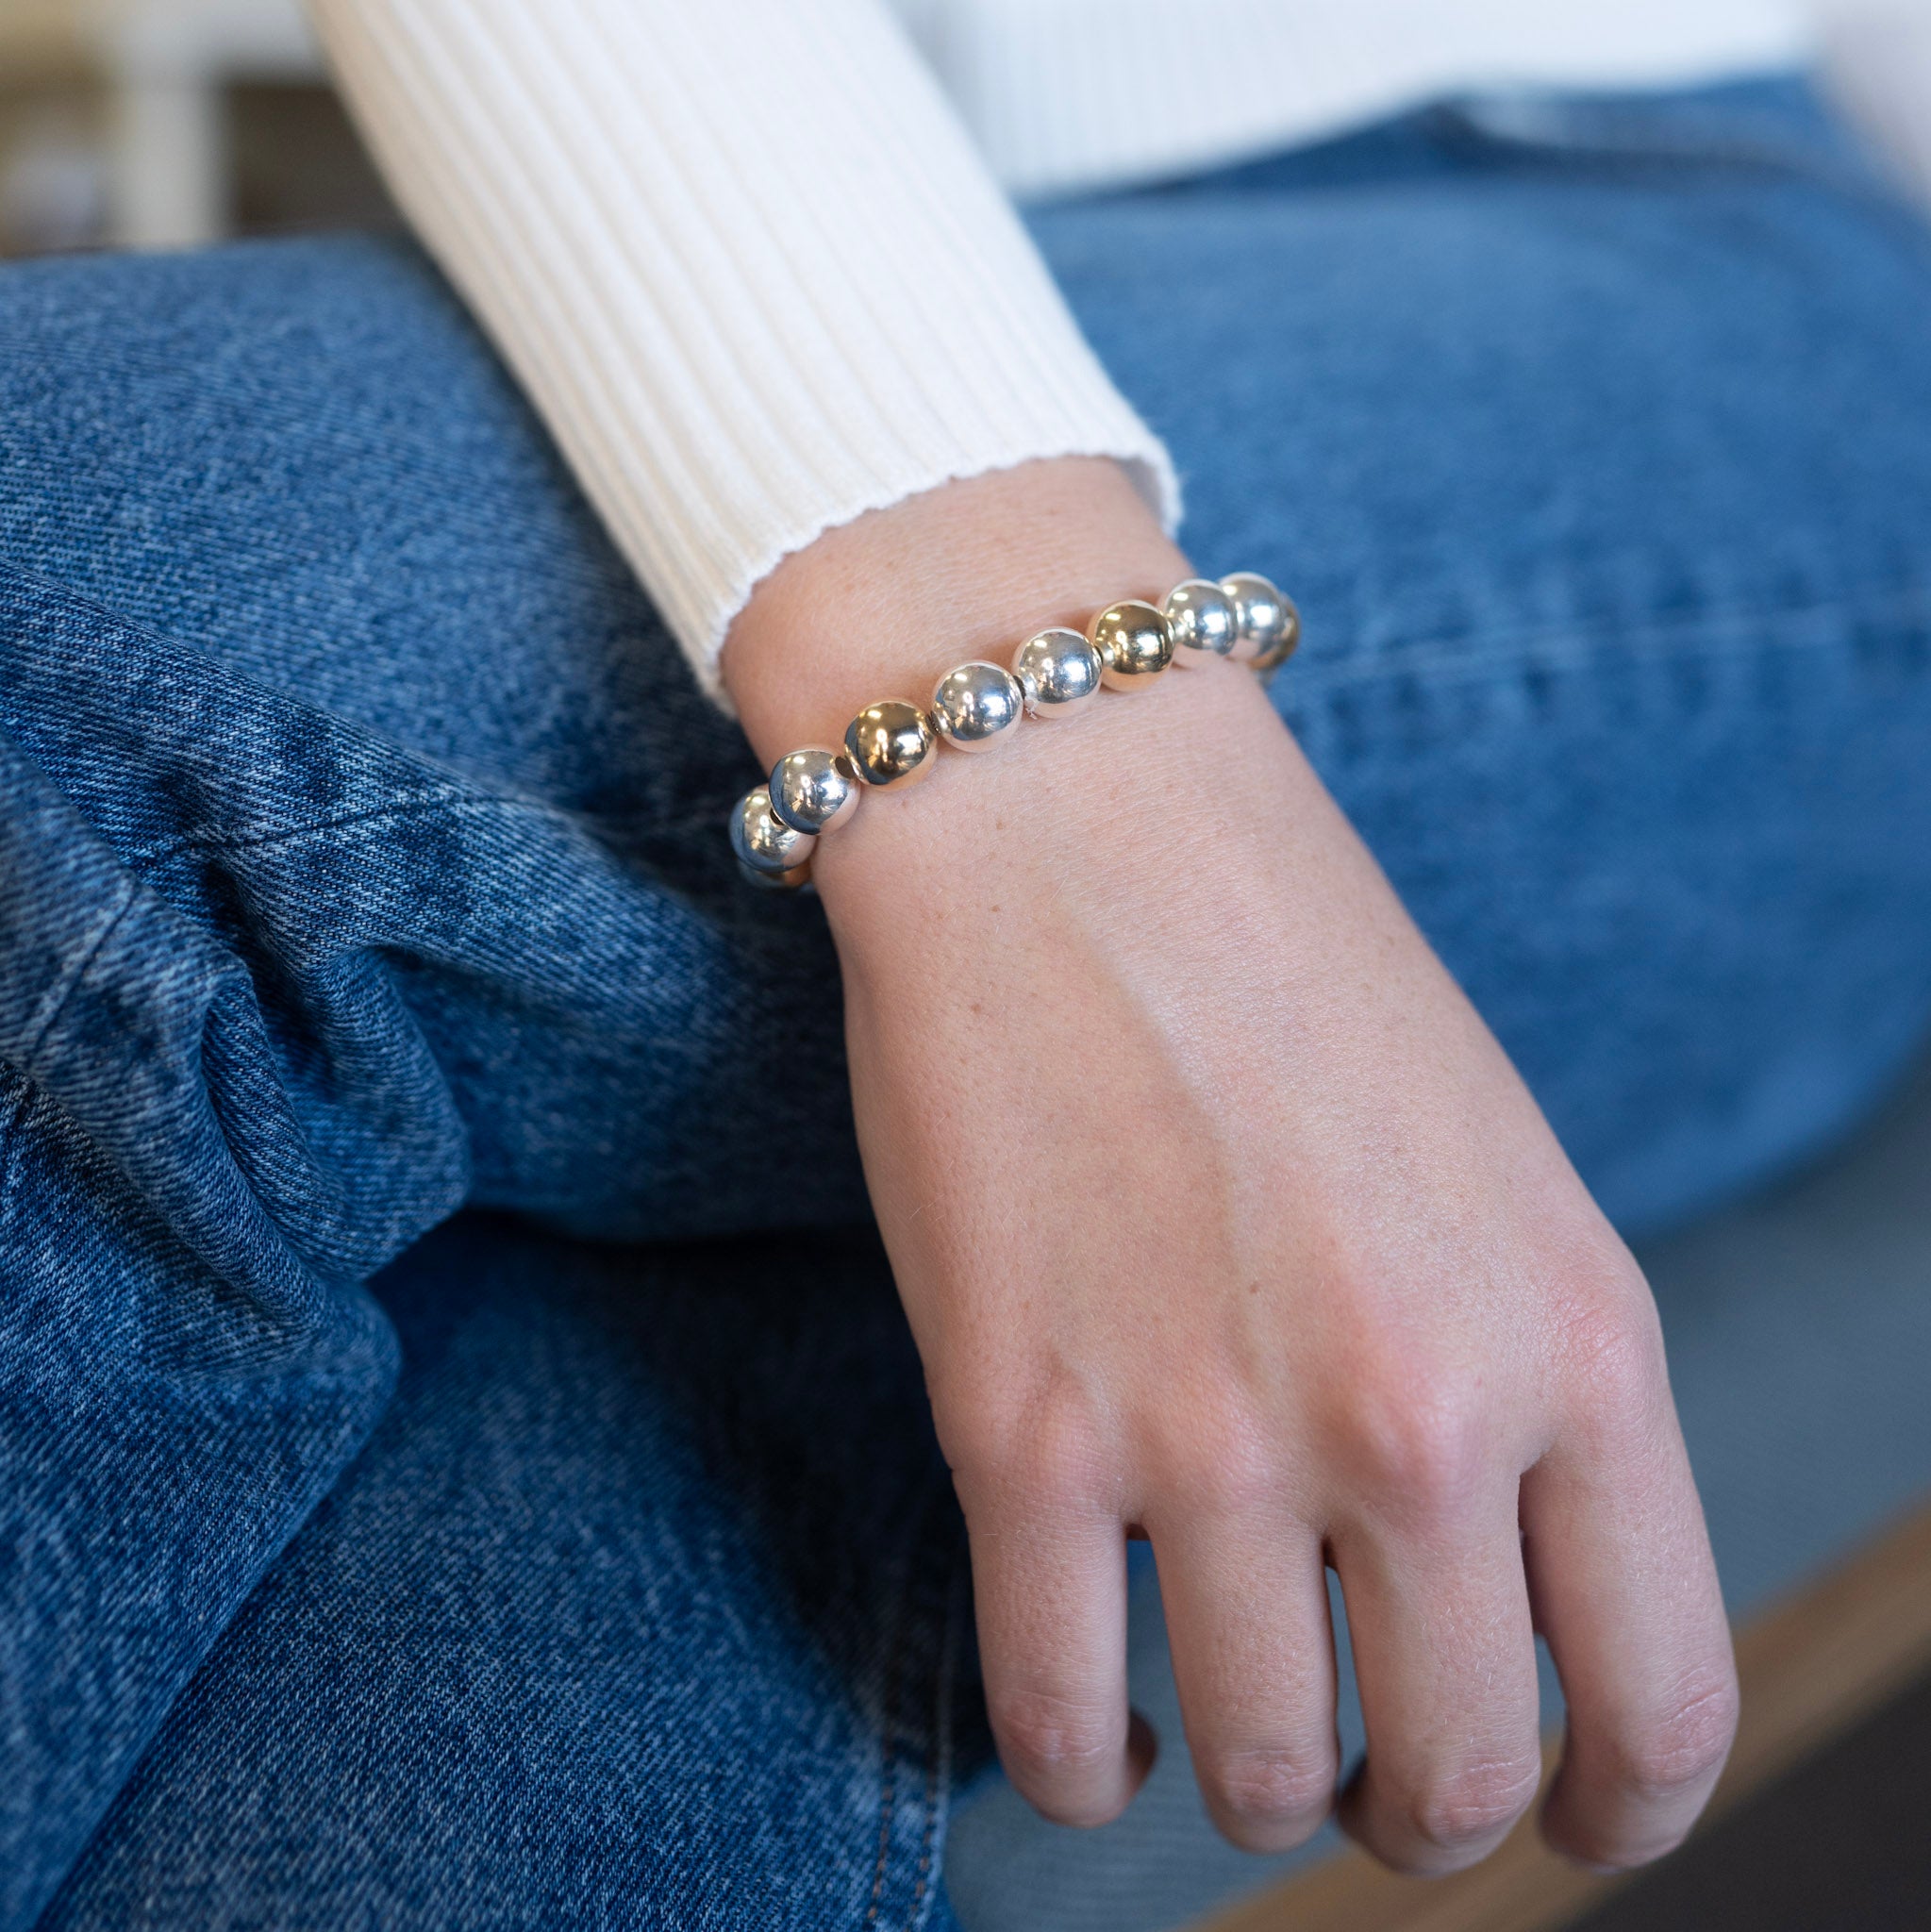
[1151,1507,1339,1852]
[962,1486,1147,1827]
[1523,1363,1737,1870]
[1334,1508,1543,1876]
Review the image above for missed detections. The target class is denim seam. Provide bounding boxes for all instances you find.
[117,785,748,874]
[0,564,705,864]
[1291,581,1931,701]
[12,872,140,1068]
[121,791,615,884]
[47,581,1931,897]
[0,1071,31,1219]
[121,785,474,870]
[1429,99,1871,195]
[2,558,752,855]
[865,1484,968,1932]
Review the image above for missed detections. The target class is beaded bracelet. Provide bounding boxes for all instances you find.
[729,572,1298,888]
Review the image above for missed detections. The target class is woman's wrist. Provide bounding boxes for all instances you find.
[715,453,1303,916]
[719,457,1190,770]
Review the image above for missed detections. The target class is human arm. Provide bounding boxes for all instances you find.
[724,455,1739,1869]
[303,0,1174,697]
[307,0,1739,1867]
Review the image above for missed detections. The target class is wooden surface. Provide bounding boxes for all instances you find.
[1195,1497,1931,1932]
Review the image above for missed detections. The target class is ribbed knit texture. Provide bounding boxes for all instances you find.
[308,0,1807,702]
[903,0,1809,193]
[308,0,1179,704]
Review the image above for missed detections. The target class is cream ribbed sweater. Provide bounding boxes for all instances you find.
[307,0,1809,702]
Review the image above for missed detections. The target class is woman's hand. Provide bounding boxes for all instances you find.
[723,459,1738,1874]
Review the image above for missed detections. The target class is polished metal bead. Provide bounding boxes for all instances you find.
[737,858,811,891]
[843,700,938,787]
[1162,577,1240,663]
[1090,599,1173,689]
[769,746,860,834]
[1222,572,1300,669]
[931,660,1024,753]
[1010,627,1104,718]
[1250,592,1302,672]
[730,785,815,876]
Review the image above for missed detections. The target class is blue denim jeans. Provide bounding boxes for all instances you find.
[3,75,1930,1932]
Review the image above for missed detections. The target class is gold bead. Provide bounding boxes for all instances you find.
[1089,599,1173,690]
[843,700,938,787]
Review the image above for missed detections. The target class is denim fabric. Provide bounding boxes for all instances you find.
[3,74,1930,1931]
[38,1219,966,1932]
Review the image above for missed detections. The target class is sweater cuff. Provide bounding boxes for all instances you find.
[308,0,1180,708]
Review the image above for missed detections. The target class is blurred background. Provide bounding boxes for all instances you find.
[0,0,394,258]
[4,0,1931,259]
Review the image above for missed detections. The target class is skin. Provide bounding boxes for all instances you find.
[722,457,1739,1874]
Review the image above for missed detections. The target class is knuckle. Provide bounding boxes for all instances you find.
[1151,1406,1278,1517]
[1555,1250,1668,1421]
[1616,1677,1740,1803]
[990,1689,1119,1790]
[1346,1391,1491,1521]
[950,1382,1109,1512]
[1204,1745,1337,1830]
[1564,1301,1667,1429]
[1404,1755,1543,1853]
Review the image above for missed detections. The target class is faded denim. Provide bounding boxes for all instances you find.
[3,75,1930,1930]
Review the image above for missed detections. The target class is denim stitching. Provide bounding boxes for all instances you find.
[122,787,474,870]
[38,575,1926,878]
[12,873,139,1067]
[115,780,742,872]
[1292,582,1931,702]
[0,561,739,865]
[118,580,1924,874]
[0,1072,31,1216]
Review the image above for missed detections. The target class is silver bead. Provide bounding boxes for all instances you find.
[1010,627,1104,718]
[1090,599,1173,690]
[1222,572,1300,669]
[769,746,860,834]
[931,660,1024,752]
[737,858,811,891]
[1162,577,1240,663]
[730,784,815,876]
[1251,593,1302,672]
[844,700,938,787]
